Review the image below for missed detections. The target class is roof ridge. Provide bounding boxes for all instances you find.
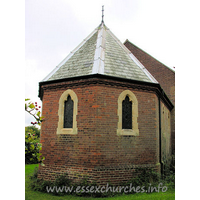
[92,24,106,74]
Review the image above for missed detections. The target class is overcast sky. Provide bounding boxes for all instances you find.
[25,0,200,126]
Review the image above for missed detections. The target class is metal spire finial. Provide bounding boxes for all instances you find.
[101,5,104,24]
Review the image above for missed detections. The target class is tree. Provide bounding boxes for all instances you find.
[25,99,44,125]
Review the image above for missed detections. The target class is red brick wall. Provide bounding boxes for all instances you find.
[38,79,161,184]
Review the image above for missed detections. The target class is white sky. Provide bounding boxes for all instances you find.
[24,0,199,126]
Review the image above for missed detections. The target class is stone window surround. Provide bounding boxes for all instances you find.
[57,89,78,134]
[117,90,139,136]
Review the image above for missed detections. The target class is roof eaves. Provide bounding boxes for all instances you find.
[38,73,174,110]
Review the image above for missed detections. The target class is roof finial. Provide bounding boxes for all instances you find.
[101,5,104,24]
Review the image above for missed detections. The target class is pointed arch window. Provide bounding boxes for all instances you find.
[64,95,74,128]
[122,96,132,129]
[117,90,139,136]
[57,89,78,134]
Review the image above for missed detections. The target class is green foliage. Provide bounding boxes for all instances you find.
[25,126,44,164]
[25,98,45,165]
[25,126,40,138]
[30,167,53,193]
[162,155,175,189]
[121,167,161,195]
[30,169,70,196]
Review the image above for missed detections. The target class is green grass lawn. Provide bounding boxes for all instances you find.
[25,164,175,200]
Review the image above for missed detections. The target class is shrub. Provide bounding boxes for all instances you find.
[25,127,43,164]
[30,167,53,192]
[124,167,161,194]
[162,155,175,189]
[25,126,40,138]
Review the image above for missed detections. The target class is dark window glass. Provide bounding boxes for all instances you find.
[122,95,132,129]
[64,95,74,128]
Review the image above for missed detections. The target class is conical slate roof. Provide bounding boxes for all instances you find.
[42,23,157,83]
